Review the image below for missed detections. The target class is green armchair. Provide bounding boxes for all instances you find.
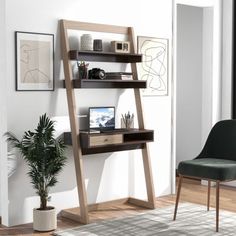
[173,119,236,232]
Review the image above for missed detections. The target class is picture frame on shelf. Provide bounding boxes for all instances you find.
[137,36,168,96]
[15,31,54,91]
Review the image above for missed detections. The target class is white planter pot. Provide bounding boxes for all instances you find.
[33,207,57,232]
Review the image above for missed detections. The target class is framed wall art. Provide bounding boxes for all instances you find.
[15,31,54,91]
[137,36,169,96]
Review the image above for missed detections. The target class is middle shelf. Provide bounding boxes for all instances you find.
[64,129,154,155]
[63,79,147,89]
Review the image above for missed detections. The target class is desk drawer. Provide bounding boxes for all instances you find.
[89,134,123,147]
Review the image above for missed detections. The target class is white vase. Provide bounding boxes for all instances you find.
[80,34,93,51]
[33,207,57,232]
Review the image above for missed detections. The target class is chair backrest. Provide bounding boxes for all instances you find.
[197,119,236,161]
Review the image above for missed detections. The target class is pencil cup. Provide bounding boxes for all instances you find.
[78,66,88,79]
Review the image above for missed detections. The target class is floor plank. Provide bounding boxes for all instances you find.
[1,178,236,235]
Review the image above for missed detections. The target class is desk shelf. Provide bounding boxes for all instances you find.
[64,129,154,155]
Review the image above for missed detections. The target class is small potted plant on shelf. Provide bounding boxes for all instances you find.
[5,113,66,232]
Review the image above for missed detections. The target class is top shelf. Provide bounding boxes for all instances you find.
[69,50,142,63]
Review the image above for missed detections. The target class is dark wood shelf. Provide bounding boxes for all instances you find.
[63,79,147,89]
[64,129,154,155]
[69,50,142,63]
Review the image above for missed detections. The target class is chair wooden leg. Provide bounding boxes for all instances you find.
[207,180,211,211]
[216,181,220,232]
[173,175,183,221]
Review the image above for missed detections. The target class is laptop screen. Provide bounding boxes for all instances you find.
[89,107,115,130]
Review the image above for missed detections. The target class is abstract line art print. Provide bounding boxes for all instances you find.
[137,36,168,96]
[15,31,54,91]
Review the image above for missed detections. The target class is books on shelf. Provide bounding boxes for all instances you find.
[105,72,133,80]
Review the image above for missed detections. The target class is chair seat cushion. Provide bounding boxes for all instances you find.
[178,158,236,181]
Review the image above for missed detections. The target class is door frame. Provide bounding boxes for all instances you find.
[0,0,8,226]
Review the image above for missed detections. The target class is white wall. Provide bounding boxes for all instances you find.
[221,0,235,188]
[0,0,8,226]
[221,0,233,119]
[173,0,222,170]
[174,0,235,190]
[4,0,173,226]
[201,8,213,145]
[176,5,214,164]
[176,5,203,164]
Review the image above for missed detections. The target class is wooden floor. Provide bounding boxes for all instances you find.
[1,178,236,235]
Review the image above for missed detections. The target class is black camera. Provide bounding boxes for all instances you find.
[88,68,106,80]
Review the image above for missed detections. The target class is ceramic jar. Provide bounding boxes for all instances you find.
[80,34,93,51]
[93,39,103,51]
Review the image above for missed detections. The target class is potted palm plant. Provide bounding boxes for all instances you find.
[5,113,66,231]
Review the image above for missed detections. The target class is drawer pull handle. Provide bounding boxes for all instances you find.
[104,138,108,142]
